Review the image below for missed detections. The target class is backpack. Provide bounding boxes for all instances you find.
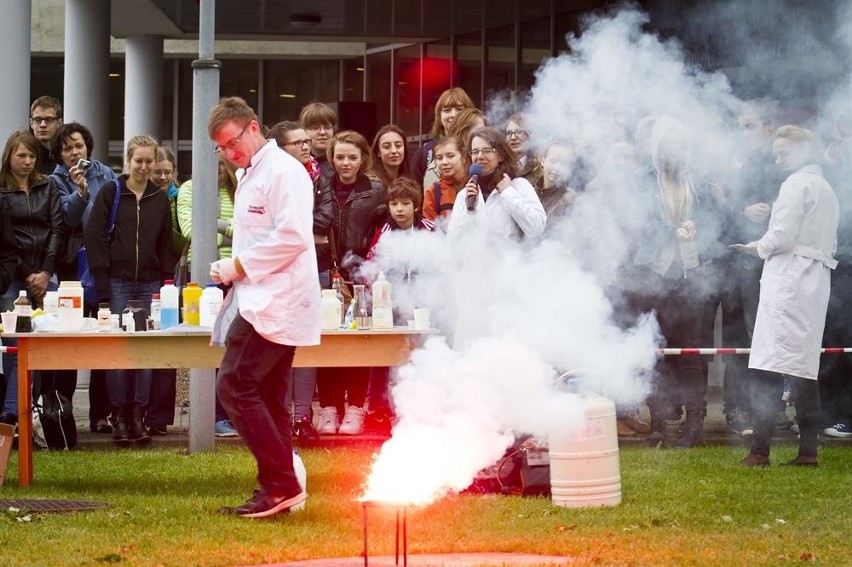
[33,390,77,450]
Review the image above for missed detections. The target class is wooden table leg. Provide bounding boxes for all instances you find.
[16,338,32,488]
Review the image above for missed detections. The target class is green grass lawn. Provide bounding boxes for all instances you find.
[1,443,850,566]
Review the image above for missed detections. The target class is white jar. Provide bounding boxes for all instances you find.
[43,291,59,317]
[199,284,224,327]
[320,289,342,331]
[57,281,85,332]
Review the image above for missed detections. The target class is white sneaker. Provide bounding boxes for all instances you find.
[316,407,339,435]
[823,423,852,438]
[338,406,365,435]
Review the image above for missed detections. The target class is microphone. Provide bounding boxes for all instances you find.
[465,164,483,211]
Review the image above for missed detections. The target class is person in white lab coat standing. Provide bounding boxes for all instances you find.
[208,97,321,517]
[737,125,839,468]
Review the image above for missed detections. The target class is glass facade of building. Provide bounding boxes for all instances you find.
[30,1,598,173]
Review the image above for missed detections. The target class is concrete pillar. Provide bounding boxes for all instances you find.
[64,0,111,163]
[124,35,163,148]
[0,0,32,136]
[188,0,221,454]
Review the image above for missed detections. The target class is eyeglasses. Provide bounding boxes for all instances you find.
[31,116,59,126]
[280,139,312,148]
[469,147,497,157]
[214,122,252,154]
[505,129,528,138]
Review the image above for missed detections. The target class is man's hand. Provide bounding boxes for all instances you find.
[730,242,760,257]
[744,202,770,224]
[210,257,244,285]
[26,271,50,303]
[676,220,695,241]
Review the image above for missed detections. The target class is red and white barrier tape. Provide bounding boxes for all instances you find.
[0,346,18,354]
[659,347,852,356]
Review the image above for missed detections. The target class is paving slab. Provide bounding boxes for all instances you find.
[246,552,573,566]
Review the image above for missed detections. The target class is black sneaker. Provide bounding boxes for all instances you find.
[292,416,319,442]
[220,489,307,519]
[147,424,168,436]
[364,408,394,434]
[0,413,17,427]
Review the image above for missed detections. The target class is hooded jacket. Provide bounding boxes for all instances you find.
[83,175,173,301]
[0,175,65,280]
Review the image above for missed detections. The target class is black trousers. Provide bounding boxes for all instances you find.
[217,314,300,497]
[749,369,820,457]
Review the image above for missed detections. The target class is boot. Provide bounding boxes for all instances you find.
[112,406,130,447]
[130,406,151,445]
[673,409,705,448]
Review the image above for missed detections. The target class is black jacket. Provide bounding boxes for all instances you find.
[0,202,17,294]
[83,175,173,301]
[315,172,387,278]
[0,175,65,280]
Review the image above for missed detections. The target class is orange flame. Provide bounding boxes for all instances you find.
[360,420,512,506]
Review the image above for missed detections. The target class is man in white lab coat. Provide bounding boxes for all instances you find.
[209,96,320,517]
[737,125,839,468]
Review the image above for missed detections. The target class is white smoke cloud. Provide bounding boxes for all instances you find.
[361,1,852,505]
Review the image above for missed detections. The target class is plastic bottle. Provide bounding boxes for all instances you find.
[160,279,180,329]
[57,280,85,331]
[97,303,112,332]
[320,289,342,331]
[14,290,32,333]
[331,273,346,326]
[43,291,59,317]
[122,305,136,332]
[199,284,224,327]
[371,271,393,329]
[182,281,202,325]
[149,294,161,330]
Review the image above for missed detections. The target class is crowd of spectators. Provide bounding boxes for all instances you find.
[0,87,849,463]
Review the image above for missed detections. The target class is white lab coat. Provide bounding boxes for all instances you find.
[749,164,839,380]
[446,176,546,240]
[213,141,321,346]
[446,176,545,348]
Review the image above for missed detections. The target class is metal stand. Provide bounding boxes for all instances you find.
[361,501,408,567]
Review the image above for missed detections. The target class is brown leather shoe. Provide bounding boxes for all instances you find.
[616,419,637,437]
[740,453,770,467]
[623,414,651,435]
[783,455,818,467]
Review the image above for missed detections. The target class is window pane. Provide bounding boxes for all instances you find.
[455,31,482,109]
[419,41,454,140]
[263,60,340,125]
[366,49,392,127]
[342,57,365,102]
[220,59,259,109]
[485,24,515,100]
[520,17,552,92]
[394,44,421,136]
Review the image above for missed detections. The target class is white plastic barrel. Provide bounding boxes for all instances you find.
[57,281,85,331]
[549,393,621,508]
